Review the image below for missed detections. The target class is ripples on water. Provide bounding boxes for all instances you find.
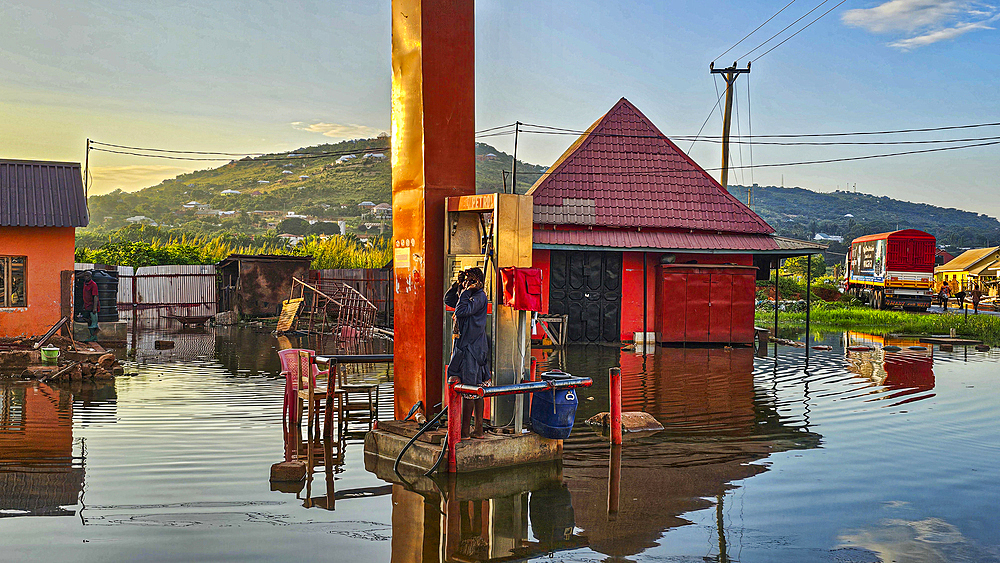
[2,328,999,562]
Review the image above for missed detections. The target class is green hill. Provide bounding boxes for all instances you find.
[83,137,999,257]
[82,138,546,243]
[727,184,1000,255]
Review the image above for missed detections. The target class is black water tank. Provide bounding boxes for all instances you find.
[91,270,120,322]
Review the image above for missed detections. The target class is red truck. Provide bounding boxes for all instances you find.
[844,229,936,311]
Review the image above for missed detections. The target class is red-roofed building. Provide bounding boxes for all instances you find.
[527,98,819,343]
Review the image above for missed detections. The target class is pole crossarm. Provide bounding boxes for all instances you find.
[709,62,751,189]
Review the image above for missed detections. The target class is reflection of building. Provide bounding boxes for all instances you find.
[845,332,935,404]
[562,347,821,559]
[0,383,84,517]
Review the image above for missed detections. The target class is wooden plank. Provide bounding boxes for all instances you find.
[276,298,304,332]
[919,337,982,345]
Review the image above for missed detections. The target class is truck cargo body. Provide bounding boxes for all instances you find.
[845,229,936,310]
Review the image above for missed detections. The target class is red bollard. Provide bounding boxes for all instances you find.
[529,356,537,382]
[609,367,622,445]
[447,381,462,472]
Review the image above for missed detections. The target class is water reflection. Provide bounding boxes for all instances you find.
[367,457,586,563]
[845,331,936,406]
[0,381,116,518]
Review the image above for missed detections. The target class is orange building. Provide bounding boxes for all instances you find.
[0,159,88,337]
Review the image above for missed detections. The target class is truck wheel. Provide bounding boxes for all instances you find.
[874,290,884,310]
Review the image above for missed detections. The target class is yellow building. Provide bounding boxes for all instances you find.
[935,246,1000,293]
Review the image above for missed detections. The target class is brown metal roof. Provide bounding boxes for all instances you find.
[526,98,774,235]
[0,159,89,227]
[936,246,1000,272]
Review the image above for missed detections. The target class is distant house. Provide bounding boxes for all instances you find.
[935,248,956,266]
[358,201,376,211]
[299,175,309,179]
[125,215,158,226]
[336,154,358,163]
[220,189,241,195]
[257,180,270,184]
[218,211,238,218]
[935,246,1000,291]
[813,233,843,243]
[282,170,293,174]
[844,214,854,218]
[363,153,386,159]
[0,159,88,337]
[183,200,209,209]
[373,203,392,217]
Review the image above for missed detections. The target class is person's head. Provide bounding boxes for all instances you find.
[81,271,92,282]
[463,267,484,288]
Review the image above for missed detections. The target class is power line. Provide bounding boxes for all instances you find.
[513,138,1000,176]
[715,0,798,62]
[687,85,729,153]
[737,0,830,61]
[89,140,265,156]
[90,144,390,162]
[475,123,516,135]
[753,0,848,61]
[747,72,754,186]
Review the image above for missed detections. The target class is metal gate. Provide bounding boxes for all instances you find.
[548,250,622,342]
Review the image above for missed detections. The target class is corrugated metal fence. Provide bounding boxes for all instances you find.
[76,263,216,325]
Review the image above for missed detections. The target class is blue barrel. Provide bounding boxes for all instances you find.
[530,371,580,440]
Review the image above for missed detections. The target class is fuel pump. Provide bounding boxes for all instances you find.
[444,193,534,430]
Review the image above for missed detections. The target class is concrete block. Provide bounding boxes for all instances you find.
[364,427,562,475]
[269,461,306,482]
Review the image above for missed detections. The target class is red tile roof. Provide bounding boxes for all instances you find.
[534,229,781,251]
[527,98,774,235]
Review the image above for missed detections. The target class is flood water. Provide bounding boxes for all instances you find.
[2,327,999,562]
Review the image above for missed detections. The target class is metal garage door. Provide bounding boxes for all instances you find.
[549,250,622,342]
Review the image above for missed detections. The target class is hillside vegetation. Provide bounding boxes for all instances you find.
[727,184,1000,256]
[83,139,545,241]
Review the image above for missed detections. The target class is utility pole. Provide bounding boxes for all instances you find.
[710,61,750,189]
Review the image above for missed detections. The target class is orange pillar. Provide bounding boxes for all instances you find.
[391,0,476,418]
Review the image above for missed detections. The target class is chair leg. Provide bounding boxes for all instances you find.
[323,395,334,440]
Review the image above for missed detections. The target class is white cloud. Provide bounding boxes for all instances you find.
[889,19,994,48]
[291,121,381,139]
[842,0,997,49]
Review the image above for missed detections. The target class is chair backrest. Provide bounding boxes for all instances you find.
[278,348,316,389]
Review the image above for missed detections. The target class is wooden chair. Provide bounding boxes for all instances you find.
[331,359,381,433]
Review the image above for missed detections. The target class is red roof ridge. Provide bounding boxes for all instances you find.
[526,98,774,235]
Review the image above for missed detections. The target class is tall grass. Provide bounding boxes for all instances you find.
[757,306,1000,343]
[76,233,391,270]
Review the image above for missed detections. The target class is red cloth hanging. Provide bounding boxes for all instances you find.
[500,267,544,312]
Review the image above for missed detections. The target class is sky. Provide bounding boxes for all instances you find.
[2,0,999,216]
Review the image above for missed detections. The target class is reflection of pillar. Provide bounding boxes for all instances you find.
[392,484,440,563]
[391,0,476,419]
[608,444,621,518]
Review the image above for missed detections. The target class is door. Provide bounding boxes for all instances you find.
[709,273,733,343]
[549,250,622,342]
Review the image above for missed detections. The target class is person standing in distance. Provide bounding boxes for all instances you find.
[81,271,101,342]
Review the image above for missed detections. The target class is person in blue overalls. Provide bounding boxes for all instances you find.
[445,267,491,439]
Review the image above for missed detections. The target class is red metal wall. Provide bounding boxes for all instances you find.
[654,264,756,344]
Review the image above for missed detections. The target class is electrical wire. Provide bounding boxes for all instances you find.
[715,0,797,62]
[687,85,729,153]
[512,128,1000,145]
[513,138,1000,175]
[89,140,265,156]
[89,145,391,162]
[753,0,848,61]
[737,0,830,61]
[518,120,1000,139]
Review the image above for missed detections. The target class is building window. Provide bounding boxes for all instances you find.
[0,256,27,307]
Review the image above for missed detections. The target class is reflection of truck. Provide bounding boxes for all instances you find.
[844,229,935,310]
